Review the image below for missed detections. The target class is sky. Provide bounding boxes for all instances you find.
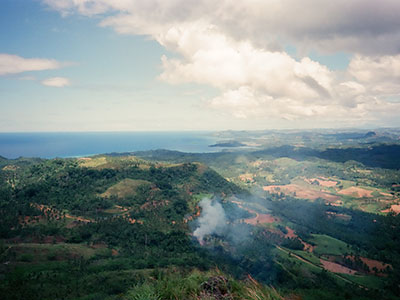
[1,0,400,132]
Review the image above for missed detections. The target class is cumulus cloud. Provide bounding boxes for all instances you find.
[42,0,400,126]
[0,53,63,76]
[41,77,71,87]
[349,55,400,96]
[42,0,400,55]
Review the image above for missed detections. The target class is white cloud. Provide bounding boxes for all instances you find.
[348,54,400,96]
[43,0,400,55]
[41,0,400,126]
[42,0,110,16]
[41,77,71,87]
[0,53,63,75]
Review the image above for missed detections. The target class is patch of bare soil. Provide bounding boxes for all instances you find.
[380,192,393,197]
[20,204,65,226]
[238,173,255,183]
[359,257,392,275]
[126,218,143,224]
[184,205,201,223]
[284,227,314,252]
[263,184,340,202]
[2,165,18,171]
[320,259,357,275]
[114,205,129,211]
[284,227,296,238]
[328,200,344,207]
[345,255,392,276]
[244,213,277,225]
[306,178,338,187]
[338,187,374,198]
[326,211,351,221]
[140,200,170,210]
[231,200,279,225]
[381,204,400,214]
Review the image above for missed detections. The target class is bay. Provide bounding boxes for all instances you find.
[0,132,219,159]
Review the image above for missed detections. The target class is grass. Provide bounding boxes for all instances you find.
[101,178,152,198]
[123,269,283,300]
[340,273,385,290]
[78,156,108,168]
[273,247,322,273]
[291,250,321,265]
[78,155,153,170]
[310,234,350,256]
[273,157,300,167]
[4,243,107,264]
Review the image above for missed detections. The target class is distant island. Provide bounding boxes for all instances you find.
[209,140,246,147]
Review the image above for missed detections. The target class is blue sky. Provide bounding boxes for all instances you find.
[1,0,400,131]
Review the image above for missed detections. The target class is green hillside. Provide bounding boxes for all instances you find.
[1,150,400,300]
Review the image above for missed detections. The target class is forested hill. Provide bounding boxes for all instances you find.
[132,143,400,170]
[0,155,263,300]
[1,155,245,219]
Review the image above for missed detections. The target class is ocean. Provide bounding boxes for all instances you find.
[0,132,219,159]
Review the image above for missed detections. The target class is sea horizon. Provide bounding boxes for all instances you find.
[0,131,220,159]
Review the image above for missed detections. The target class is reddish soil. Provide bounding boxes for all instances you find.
[244,213,277,225]
[320,259,357,275]
[326,211,351,221]
[329,200,344,207]
[31,203,92,223]
[114,205,129,211]
[285,227,296,238]
[263,184,340,202]
[381,204,400,214]
[338,187,373,198]
[140,200,170,210]
[127,218,144,224]
[238,173,255,183]
[184,205,201,223]
[284,227,314,252]
[19,204,65,226]
[345,255,392,276]
[231,200,279,225]
[380,192,393,197]
[360,257,392,274]
[306,178,338,187]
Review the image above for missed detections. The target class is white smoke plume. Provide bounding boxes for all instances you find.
[193,198,227,244]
